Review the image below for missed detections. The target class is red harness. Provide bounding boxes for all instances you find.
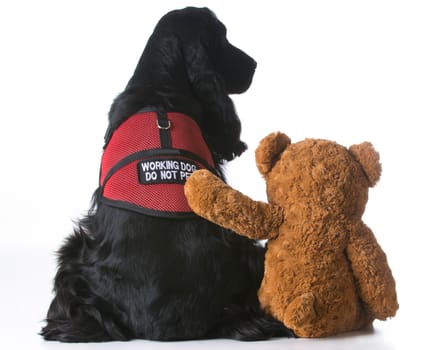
[99,110,215,218]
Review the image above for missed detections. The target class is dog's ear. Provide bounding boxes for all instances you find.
[181,13,256,161]
[184,42,246,160]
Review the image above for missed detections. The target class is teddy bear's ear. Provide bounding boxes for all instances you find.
[255,132,291,176]
[348,142,382,187]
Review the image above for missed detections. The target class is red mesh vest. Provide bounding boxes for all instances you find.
[99,110,215,218]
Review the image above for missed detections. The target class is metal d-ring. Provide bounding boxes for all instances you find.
[156,119,171,130]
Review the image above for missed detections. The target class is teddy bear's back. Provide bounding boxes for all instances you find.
[260,230,367,335]
[263,224,356,293]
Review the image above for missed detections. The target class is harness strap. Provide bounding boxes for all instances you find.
[157,110,172,148]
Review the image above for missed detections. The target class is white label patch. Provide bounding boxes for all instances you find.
[138,158,198,184]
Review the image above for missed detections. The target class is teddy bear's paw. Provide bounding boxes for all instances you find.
[185,169,218,204]
[283,292,317,329]
[185,169,213,189]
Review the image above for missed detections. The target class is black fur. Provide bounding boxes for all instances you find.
[41,7,293,342]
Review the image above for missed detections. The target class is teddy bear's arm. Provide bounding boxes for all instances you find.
[346,222,399,319]
[185,169,284,240]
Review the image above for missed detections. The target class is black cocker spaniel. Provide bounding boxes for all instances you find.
[41,7,292,342]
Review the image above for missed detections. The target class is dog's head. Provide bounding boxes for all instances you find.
[155,7,257,95]
[122,7,256,162]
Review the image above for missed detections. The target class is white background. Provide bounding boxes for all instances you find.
[0,1,423,349]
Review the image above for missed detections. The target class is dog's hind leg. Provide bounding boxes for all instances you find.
[41,290,130,342]
[41,297,111,342]
[41,230,130,342]
[41,263,131,342]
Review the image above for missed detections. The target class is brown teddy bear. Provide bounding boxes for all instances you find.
[184,132,398,338]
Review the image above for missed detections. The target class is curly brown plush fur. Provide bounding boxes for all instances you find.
[185,132,399,338]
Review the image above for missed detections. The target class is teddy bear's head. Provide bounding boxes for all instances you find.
[255,132,382,221]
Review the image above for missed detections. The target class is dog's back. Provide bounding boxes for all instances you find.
[41,7,292,341]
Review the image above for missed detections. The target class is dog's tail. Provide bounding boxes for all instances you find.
[209,306,295,341]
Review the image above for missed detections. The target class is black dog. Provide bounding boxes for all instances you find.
[41,7,292,342]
